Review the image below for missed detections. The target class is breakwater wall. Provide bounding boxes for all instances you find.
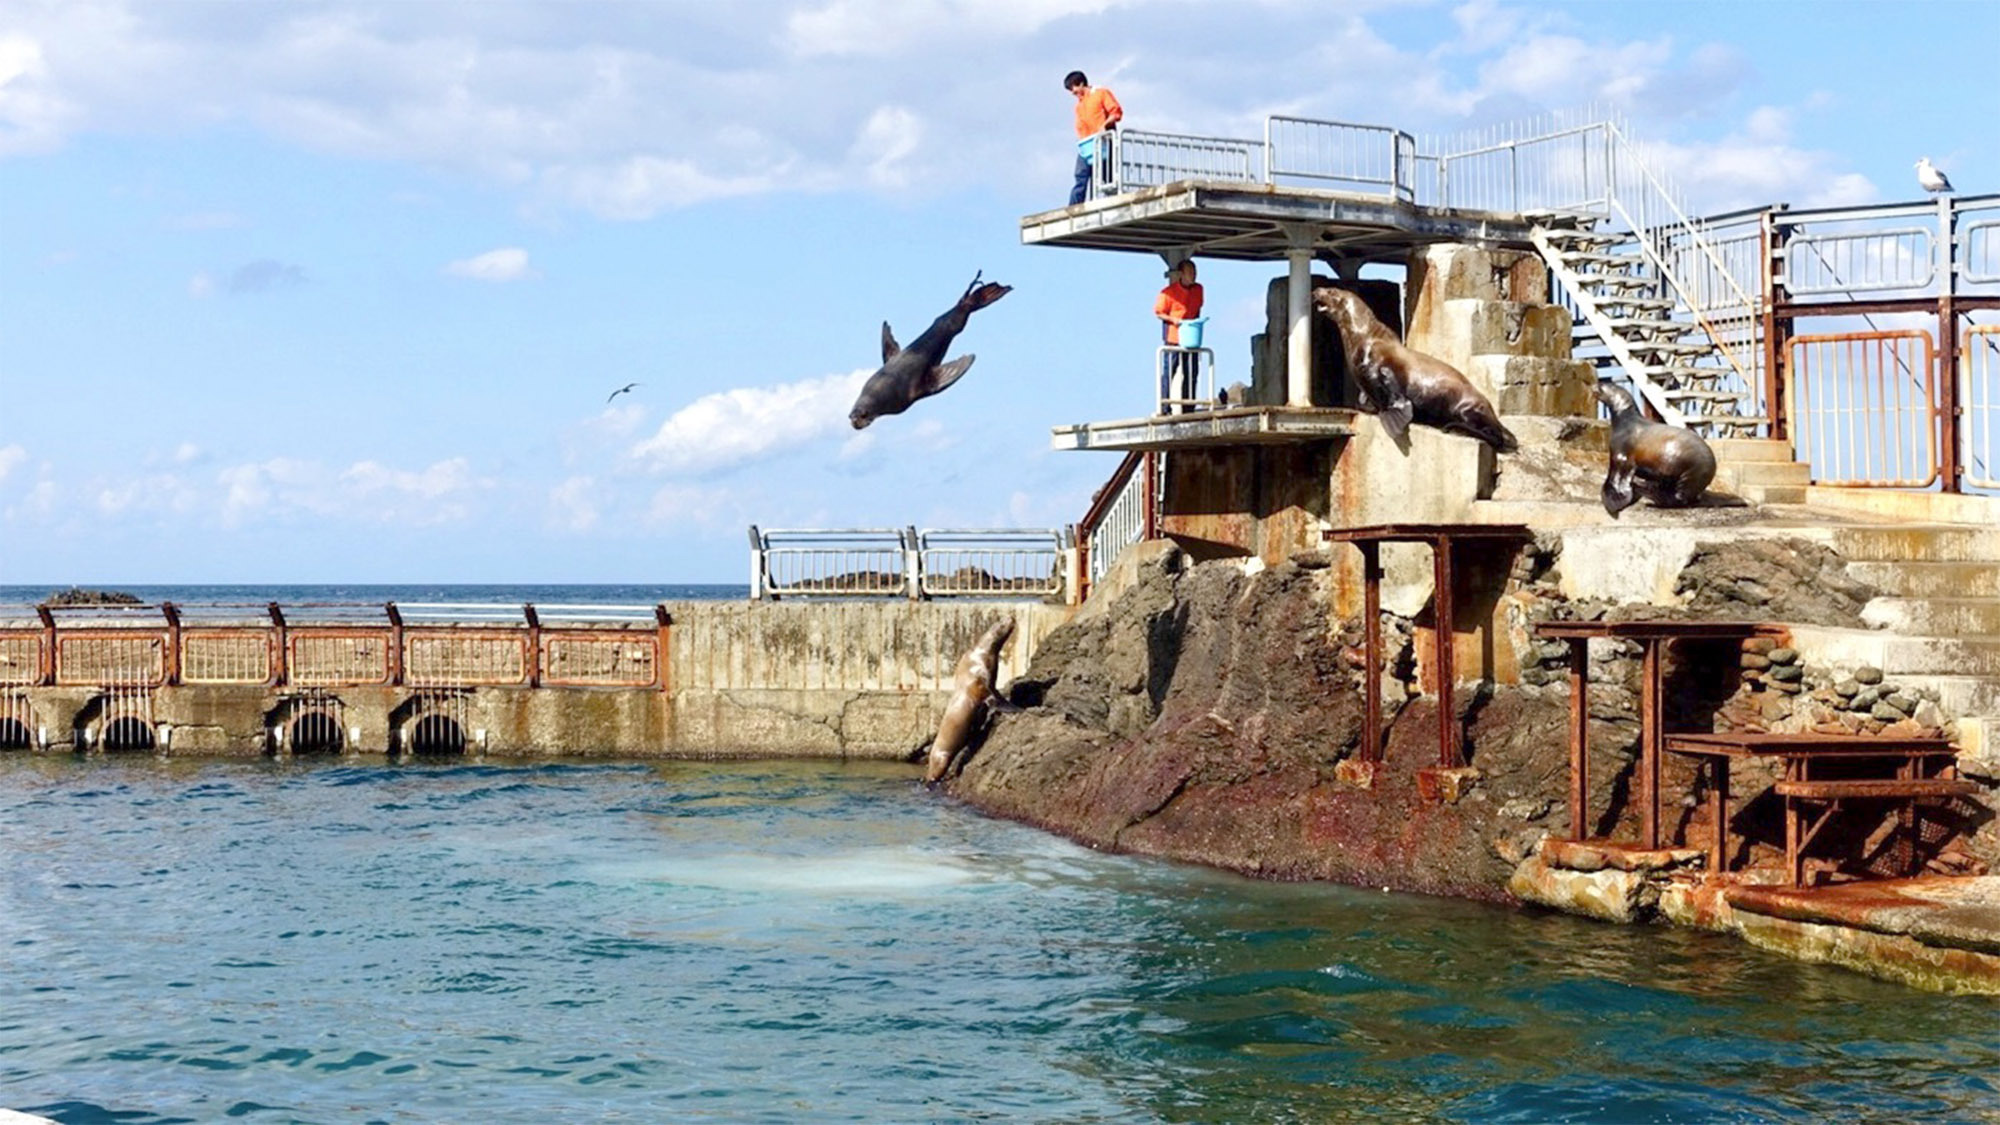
[0,600,1071,759]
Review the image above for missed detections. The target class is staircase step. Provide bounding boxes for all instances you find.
[1664,389,1747,404]
[1596,296,1674,313]
[1545,229,1624,246]
[1785,625,2000,678]
[1847,561,2000,599]
[1863,596,2000,637]
[1560,251,1647,268]
[1626,340,1712,356]
[1733,483,1809,505]
[1572,273,1658,290]
[1710,438,1795,463]
[1831,526,2000,564]
[1716,460,1811,488]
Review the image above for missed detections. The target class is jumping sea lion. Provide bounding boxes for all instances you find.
[1596,381,1717,516]
[924,618,1015,784]
[849,273,1012,429]
[1312,287,1518,453]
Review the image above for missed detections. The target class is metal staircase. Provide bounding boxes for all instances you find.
[1532,216,1765,438]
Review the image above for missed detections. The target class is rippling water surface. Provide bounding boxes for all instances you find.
[2,757,1998,1124]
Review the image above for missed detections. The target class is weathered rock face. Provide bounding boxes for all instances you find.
[1675,538,1879,626]
[952,549,1585,901]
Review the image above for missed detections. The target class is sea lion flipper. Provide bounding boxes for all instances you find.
[1601,467,1636,517]
[881,321,900,363]
[924,355,976,396]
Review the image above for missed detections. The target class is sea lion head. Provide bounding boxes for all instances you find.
[1595,381,1637,415]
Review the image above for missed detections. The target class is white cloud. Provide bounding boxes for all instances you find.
[646,481,727,527]
[849,105,922,189]
[0,32,77,156]
[187,272,215,298]
[444,246,538,282]
[539,156,778,220]
[631,369,870,475]
[547,474,599,532]
[218,455,489,526]
[0,444,26,484]
[172,442,203,465]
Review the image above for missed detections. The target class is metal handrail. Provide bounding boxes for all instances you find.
[748,525,1069,600]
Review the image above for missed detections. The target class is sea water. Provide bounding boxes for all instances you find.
[2,757,2000,1124]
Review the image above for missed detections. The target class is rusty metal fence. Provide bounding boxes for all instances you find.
[1966,325,2000,491]
[1789,330,1940,488]
[0,601,670,691]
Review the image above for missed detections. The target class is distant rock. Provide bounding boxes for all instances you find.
[44,587,142,606]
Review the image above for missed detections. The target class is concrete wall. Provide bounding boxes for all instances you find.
[3,599,1072,761]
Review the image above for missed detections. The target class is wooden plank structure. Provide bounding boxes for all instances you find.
[1532,620,1779,848]
[1324,524,1531,782]
[1667,732,1975,887]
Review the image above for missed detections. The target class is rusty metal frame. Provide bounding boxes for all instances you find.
[0,629,45,687]
[1965,325,2000,491]
[53,630,167,687]
[287,627,395,687]
[178,628,276,685]
[1788,329,1940,488]
[402,627,531,688]
[538,629,661,689]
[1325,524,1532,785]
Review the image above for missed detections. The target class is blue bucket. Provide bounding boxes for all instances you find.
[1077,137,1097,162]
[1178,317,1207,348]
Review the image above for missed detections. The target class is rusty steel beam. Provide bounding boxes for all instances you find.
[161,602,182,687]
[267,603,288,686]
[37,605,54,686]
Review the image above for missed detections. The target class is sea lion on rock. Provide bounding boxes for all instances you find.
[849,272,1012,429]
[924,618,1015,784]
[1596,381,1717,516]
[1313,287,1517,452]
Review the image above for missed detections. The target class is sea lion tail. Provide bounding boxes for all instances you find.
[961,280,1012,313]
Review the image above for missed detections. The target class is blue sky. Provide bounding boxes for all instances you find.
[0,0,1987,584]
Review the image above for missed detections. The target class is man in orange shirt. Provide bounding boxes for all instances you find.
[1155,259,1204,410]
[1065,70,1122,205]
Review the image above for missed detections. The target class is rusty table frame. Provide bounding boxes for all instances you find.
[1533,620,1779,849]
[1325,524,1531,771]
[1666,732,1966,886]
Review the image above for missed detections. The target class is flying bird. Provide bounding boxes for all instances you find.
[1916,157,1955,195]
[606,382,641,404]
[848,272,1011,429]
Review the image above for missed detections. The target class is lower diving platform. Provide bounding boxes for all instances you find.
[1051,406,1357,452]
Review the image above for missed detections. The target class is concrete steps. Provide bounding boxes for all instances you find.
[1832,526,2000,564]
[1709,438,1810,505]
[1785,626,2000,679]
[1863,597,2000,636]
[1848,561,2000,599]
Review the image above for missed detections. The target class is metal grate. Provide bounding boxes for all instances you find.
[291,631,391,686]
[405,631,527,687]
[1790,330,1939,488]
[57,635,163,687]
[182,630,271,684]
[543,634,658,687]
[0,692,34,749]
[1965,325,2000,491]
[0,633,40,686]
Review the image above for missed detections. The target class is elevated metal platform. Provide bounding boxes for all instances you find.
[1021,181,1537,263]
[1050,406,1357,452]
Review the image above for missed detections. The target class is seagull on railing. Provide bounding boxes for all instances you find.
[1916,157,1955,195]
[606,382,641,404]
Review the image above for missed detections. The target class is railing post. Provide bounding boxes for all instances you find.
[523,603,541,689]
[161,602,182,687]
[36,605,55,686]
[267,602,288,688]
[1141,451,1160,541]
[1285,235,1314,406]
[653,605,673,694]
[903,526,922,600]
[747,525,765,601]
[385,602,404,687]
[1939,195,1964,492]
[1763,206,1793,443]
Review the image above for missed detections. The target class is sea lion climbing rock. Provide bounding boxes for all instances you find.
[1596,381,1717,516]
[849,272,1012,429]
[1313,286,1518,453]
[924,618,1016,784]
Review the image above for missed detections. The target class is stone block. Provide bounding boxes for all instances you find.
[1416,765,1482,804]
[1463,354,1597,417]
[1412,299,1574,374]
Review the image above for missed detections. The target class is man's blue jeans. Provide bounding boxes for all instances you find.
[1070,155,1092,205]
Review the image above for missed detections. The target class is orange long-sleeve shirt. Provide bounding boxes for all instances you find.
[1155,281,1204,345]
[1074,86,1123,138]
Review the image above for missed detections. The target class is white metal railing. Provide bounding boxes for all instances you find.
[1786,227,1936,295]
[1265,116,1414,199]
[917,529,1067,597]
[1098,128,1259,195]
[1084,459,1153,590]
[748,526,1069,600]
[1968,220,2000,285]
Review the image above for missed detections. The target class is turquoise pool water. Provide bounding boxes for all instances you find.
[1,758,1996,1123]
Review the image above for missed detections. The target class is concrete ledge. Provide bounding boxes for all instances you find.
[1806,487,2000,527]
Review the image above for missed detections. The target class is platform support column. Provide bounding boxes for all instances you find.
[1286,242,1314,407]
